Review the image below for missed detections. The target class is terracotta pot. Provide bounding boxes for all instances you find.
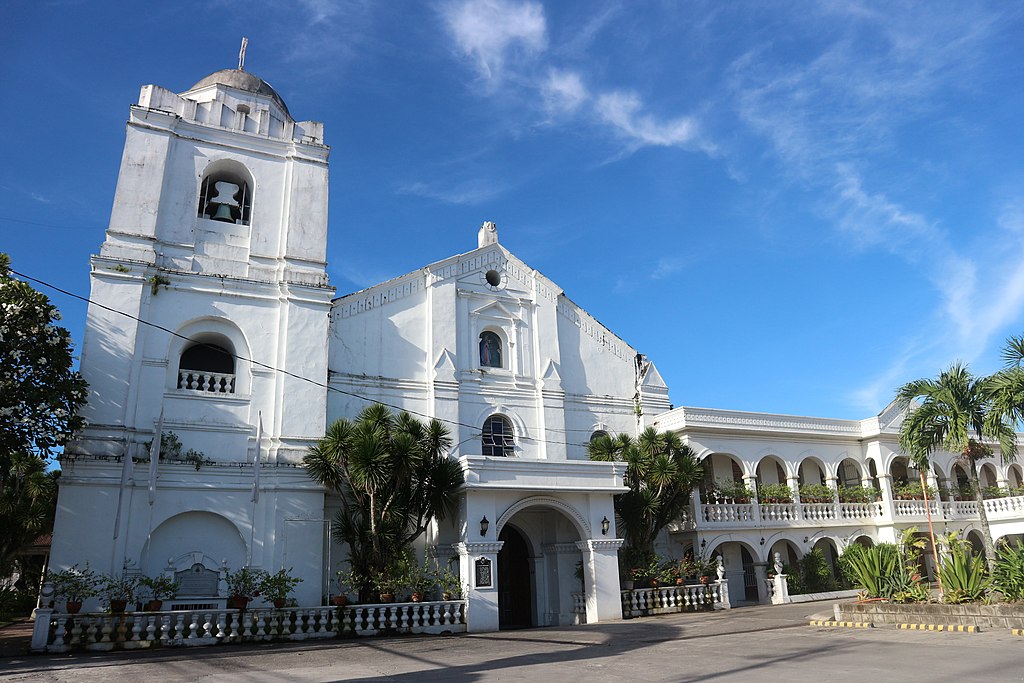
[379,593,395,603]
[66,601,83,614]
[110,599,128,613]
[699,576,711,585]
[331,595,349,607]
[442,592,453,601]
[410,592,424,602]
[675,578,685,586]
[273,598,286,609]
[228,595,250,610]
[145,600,163,612]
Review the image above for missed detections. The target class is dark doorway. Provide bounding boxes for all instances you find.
[741,546,758,602]
[498,525,532,629]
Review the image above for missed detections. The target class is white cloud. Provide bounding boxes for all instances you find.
[397,178,509,205]
[595,90,705,150]
[650,257,688,280]
[541,68,587,114]
[441,0,547,80]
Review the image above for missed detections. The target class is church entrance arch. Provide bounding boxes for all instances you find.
[494,498,586,629]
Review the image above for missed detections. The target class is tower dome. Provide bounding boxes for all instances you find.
[186,69,291,119]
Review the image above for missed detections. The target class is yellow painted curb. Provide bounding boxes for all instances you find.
[809,620,872,628]
[897,623,977,633]
[1011,629,1024,637]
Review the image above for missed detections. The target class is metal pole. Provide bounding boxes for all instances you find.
[919,470,943,597]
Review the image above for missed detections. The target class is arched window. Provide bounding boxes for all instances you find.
[590,430,609,443]
[177,337,236,394]
[197,161,253,225]
[479,331,502,368]
[482,415,515,457]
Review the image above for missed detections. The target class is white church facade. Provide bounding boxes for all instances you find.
[49,65,1024,632]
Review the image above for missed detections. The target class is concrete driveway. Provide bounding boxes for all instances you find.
[3,602,1022,682]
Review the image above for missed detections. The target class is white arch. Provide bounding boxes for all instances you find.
[495,495,590,539]
[166,316,252,394]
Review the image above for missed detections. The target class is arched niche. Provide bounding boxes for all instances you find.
[140,510,247,579]
[167,316,252,395]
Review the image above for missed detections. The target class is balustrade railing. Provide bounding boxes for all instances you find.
[801,502,837,522]
[839,501,883,519]
[893,499,941,518]
[177,370,236,394]
[620,582,729,619]
[984,496,1024,518]
[571,592,586,624]
[701,503,756,524]
[340,600,466,636]
[760,503,797,522]
[33,600,467,653]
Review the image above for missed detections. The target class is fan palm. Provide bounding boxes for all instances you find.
[896,362,1017,572]
[589,427,703,566]
[304,404,464,595]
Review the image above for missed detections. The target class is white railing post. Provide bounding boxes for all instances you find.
[714,556,730,610]
[30,608,53,652]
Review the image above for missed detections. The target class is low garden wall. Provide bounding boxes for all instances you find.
[838,601,1024,629]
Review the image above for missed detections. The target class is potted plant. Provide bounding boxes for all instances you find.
[713,479,754,503]
[837,485,879,503]
[100,572,141,613]
[259,568,303,608]
[798,483,835,504]
[757,482,793,504]
[138,574,179,611]
[409,562,437,602]
[225,566,268,610]
[333,567,360,606]
[48,564,99,613]
[437,566,463,601]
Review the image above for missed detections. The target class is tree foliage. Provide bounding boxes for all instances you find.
[0,253,87,469]
[895,361,1017,570]
[1,253,85,576]
[303,404,464,595]
[588,427,703,567]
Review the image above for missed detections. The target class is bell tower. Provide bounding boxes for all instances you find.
[54,57,334,602]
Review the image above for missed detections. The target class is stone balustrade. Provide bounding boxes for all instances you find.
[693,494,1024,530]
[340,600,467,636]
[177,370,236,394]
[32,600,467,652]
[620,581,729,618]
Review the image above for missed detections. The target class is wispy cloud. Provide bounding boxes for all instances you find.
[541,68,587,115]
[596,90,707,151]
[397,178,510,205]
[650,256,689,280]
[440,0,547,81]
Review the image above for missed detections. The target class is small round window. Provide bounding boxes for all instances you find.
[485,269,502,287]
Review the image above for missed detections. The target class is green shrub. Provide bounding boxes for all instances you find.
[837,485,879,503]
[994,542,1024,601]
[799,548,838,593]
[838,543,927,602]
[798,483,834,503]
[938,545,990,604]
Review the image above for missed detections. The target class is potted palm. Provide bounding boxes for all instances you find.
[225,566,268,610]
[139,574,180,611]
[48,564,99,613]
[259,568,303,608]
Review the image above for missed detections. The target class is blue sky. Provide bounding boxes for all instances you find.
[3,1,1024,420]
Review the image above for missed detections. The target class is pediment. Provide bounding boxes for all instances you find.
[640,361,667,390]
[471,300,521,322]
[433,348,457,382]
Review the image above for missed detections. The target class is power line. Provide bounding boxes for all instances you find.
[0,216,104,232]
[12,268,605,451]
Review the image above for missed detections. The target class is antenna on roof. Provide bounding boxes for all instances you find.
[238,37,249,71]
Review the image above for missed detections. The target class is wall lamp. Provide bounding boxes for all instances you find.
[479,516,489,537]
[601,516,610,535]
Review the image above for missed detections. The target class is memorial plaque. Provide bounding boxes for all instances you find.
[475,557,492,588]
[175,563,219,596]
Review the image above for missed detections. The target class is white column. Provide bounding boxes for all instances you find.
[453,541,504,633]
[576,539,625,624]
[877,474,896,522]
[787,476,802,520]
[753,562,770,604]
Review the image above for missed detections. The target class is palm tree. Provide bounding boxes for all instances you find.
[896,362,1017,572]
[588,427,703,569]
[303,404,464,595]
[0,452,58,578]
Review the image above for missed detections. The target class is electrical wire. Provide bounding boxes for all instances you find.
[11,268,626,451]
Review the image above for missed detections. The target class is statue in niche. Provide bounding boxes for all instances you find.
[479,331,502,368]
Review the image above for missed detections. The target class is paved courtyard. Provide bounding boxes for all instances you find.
[3,602,1022,682]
